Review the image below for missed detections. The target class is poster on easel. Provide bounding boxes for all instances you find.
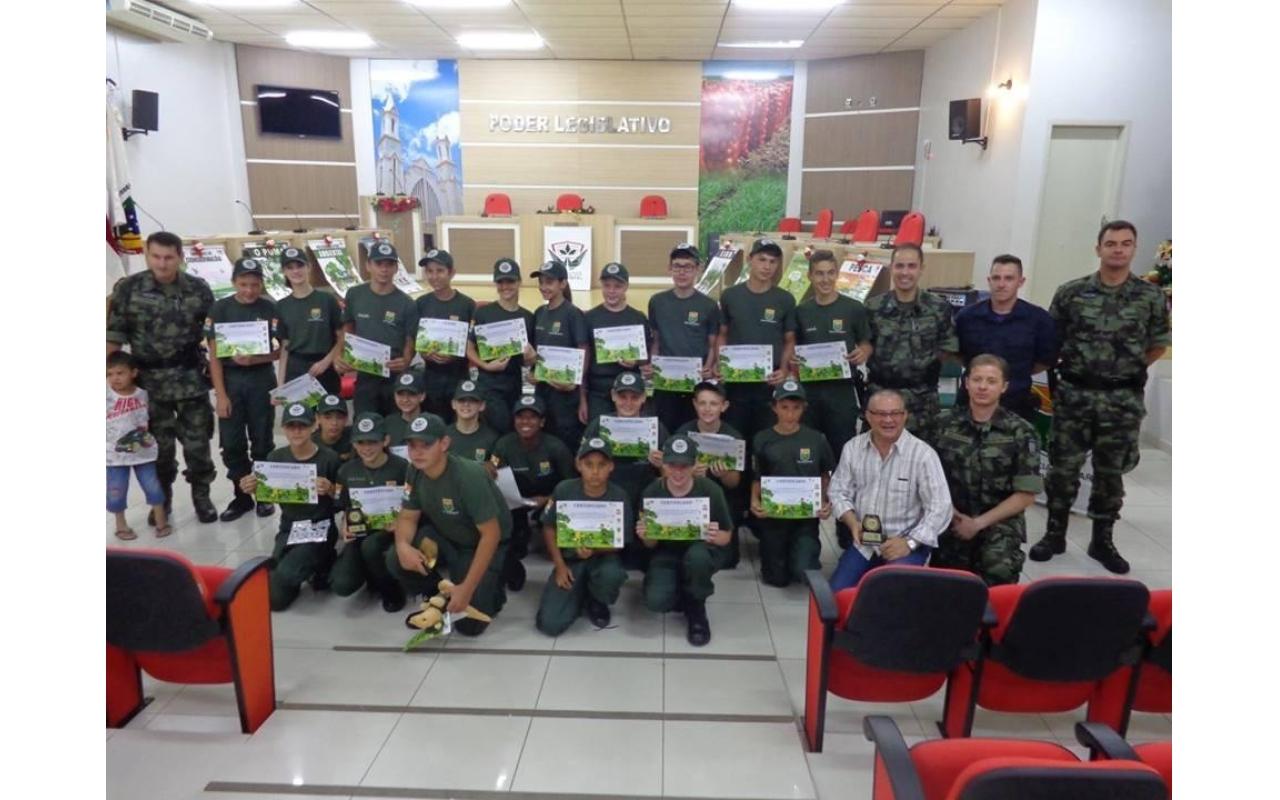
[308,238,364,299]
[777,250,812,303]
[544,226,592,293]
[695,246,741,296]
[239,241,291,300]
[359,235,422,294]
[835,259,888,303]
[181,242,235,299]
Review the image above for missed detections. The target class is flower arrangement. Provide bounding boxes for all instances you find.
[1142,240,1171,308]
[372,194,420,213]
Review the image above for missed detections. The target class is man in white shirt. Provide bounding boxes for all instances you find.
[827,389,952,591]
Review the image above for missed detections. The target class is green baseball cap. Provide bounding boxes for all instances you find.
[232,257,265,278]
[530,260,568,281]
[662,434,698,466]
[599,262,629,283]
[513,394,545,417]
[419,248,454,269]
[578,436,613,459]
[369,241,399,262]
[280,246,308,266]
[403,413,447,443]
[612,371,644,394]
[670,242,701,263]
[773,379,807,402]
[750,238,783,258]
[493,257,521,282]
[318,394,348,416]
[351,412,386,442]
[281,402,315,425]
[394,371,425,394]
[454,379,483,401]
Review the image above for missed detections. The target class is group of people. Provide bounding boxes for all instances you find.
[106,220,1169,645]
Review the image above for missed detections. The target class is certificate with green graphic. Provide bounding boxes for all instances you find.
[554,500,625,549]
[253,461,317,505]
[718,345,772,382]
[642,497,711,541]
[651,356,701,393]
[182,243,235,299]
[343,334,391,377]
[474,317,528,361]
[348,486,403,532]
[214,320,270,358]
[241,243,290,300]
[534,345,584,384]
[416,318,469,357]
[598,416,659,458]
[309,239,363,299]
[794,342,851,381]
[760,477,821,519]
[270,373,327,408]
[592,324,648,364]
[688,432,746,471]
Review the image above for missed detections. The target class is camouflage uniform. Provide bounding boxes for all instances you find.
[106,270,217,495]
[933,406,1043,585]
[865,290,958,446]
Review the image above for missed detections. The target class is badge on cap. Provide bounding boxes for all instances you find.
[461,381,476,391]
[243,258,258,269]
[589,437,606,448]
[357,418,374,433]
[400,374,414,385]
[377,244,393,255]
[499,262,513,273]
[606,264,619,274]
[672,439,689,454]
[761,238,776,246]
[621,373,637,385]
[521,396,535,405]
[678,242,693,249]
[410,417,428,432]
[783,380,799,391]
[288,403,305,416]
[324,396,339,406]
[427,249,438,258]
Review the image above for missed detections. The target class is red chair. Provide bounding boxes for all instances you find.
[483,193,512,217]
[803,567,992,752]
[107,549,275,733]
[639,195,667,218]
[777,216,802,233]
[555,193,584,212]
[1077,723,1172,796]
[941,577,1151,738]
[868,715,1168,800]
[840,208,881,242]
[893,211,926,246]
[340,372,356,400]
[812,208,834,239]
[1095,588,1171,736]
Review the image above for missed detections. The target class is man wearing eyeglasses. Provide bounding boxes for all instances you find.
[826,389,952,591]
[645,244,721,432]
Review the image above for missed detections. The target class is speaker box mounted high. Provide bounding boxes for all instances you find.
[131,90,159,132]
[948,99,980,140]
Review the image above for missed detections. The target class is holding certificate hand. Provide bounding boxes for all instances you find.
[416,250,476,422]
[339,242,419,417]
[584,262,652,422]
[531,260,589,447]
[276,246,343,398]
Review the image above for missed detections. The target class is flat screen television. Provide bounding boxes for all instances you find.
[256,84,341,138]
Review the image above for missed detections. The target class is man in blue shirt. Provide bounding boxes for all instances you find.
[954,255,1058,422]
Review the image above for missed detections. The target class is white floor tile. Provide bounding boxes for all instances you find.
[806,731,877,800]
[663,601,775,656]
[275,648,435,706]
[108,728,249,800]
[208,709,400,786]
[538,655,664,712]
[764,601,810,659]
[361,713,530,792]
[664,659,792,717]
[550,590,666,653]
[411,652,548,710]
[512,717,663,796]
[777,658,926,739]
[271,590,429,650]
[664,720,815,798]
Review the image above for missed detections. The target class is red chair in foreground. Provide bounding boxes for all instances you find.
[866,715,1168,799]
[893,211,926,246]
[803,567,991,752]
[1095,588,1171,736]
[639,194,667,218]
[941,577,1151,738]
[1077,723,1172,796]
[840,208,881,242]
[555,193,584,212]
[107,549,275,733]
[483,192,512,217]
[777,216,802,233]
[812,208,834,239]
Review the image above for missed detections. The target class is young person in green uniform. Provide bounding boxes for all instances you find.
[276,246,342,396]
[312,394,353,463]
[330,412,411,610]
[749,381,836,588]
[675,381,746,568]
[583,262,652,422]
[717,238,797,448]
[792,249,872,455]
[337,241,419,418]
[490,394,578,591]
[389,413,511,636]
[536,436,632,635]
[530,260,589,448]
[638,435,734,646]
[646,243,721,433]
[206,257,284,522]
[467,258,536,436]
[416,249,476,423]
[238,403,342,611]
[446,379,500,473]
[382,370,426,449]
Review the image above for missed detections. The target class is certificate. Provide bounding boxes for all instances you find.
[416,318,469,357]
[495,467,537,511]
[182,243,235,299]
[270,373,328,408]
[592,324,648,364]
[650,356,702,393]
[473,317,528,361]
[534,345,585,384]
[642,497,711,542]
[286,518,330,546]
[760,476,822,519]
[343,333,391,377]
[347,486,402,531]
[214,320,270,359]
[794,341,851,381]
[695,246,740,295]
[688,432,746,471]
[778,252,812,303]
[718,345,772,383]
[598,416,659,458]
[390,445,409,460]
[309,239,363,299]
[241,243,291,300]
[253,461,318,505]
[554,500,625,549]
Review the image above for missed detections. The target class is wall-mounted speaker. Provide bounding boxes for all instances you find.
[948,98,981,141]
[131,90,159,132]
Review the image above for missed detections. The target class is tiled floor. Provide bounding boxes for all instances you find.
[106,446,1172,799]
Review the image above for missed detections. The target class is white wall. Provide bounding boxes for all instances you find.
[106,29,250,241]
[349,58,377,198]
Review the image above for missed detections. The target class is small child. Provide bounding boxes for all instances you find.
[383,370,426,456]
[106,351,168,539]
[675,381,747,568]
[313,394,353,462]
[536,436,631,635]
[447,379,499,474]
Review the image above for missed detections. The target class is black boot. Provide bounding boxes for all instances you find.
[148,482,175,526]
[1087,520,1130,574]
[219,490,254,522]
[504,555,527,592]
[1029,509,1069,562]
[191,484,217,523]
[685,597,711,647]
[255,500,275,518]
[585,595,612,628]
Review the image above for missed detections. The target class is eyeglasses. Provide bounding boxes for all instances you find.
[867,410,906,419]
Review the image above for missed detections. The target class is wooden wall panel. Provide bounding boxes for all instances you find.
[241,106,356,161]
[247,164,358,216]
[236,45,351,102]
[465,147,698,188]
[460,60,702,102]
[799,172,915,220]
[803,113,919,168]
[462,187,697,220]
[805,50,924,114]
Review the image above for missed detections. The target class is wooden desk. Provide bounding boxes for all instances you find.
[436,216,523,276]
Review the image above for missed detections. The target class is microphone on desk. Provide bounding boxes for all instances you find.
[235,200,265,235]
[284,206,307,234]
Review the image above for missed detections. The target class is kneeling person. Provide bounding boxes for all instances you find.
[536,437,632,636]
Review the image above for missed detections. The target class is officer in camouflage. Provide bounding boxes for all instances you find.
[106,231,219,523]
[933,354,1042,585]
[865,244,959,446]
[1030,220,1170,573]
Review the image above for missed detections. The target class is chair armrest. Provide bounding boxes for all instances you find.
[1141,611,1156,632]
[981,601,998,629]
[863,715,925,800]
[805,570,838,623]
[212,556,271,607]
[1074,722,1139,761]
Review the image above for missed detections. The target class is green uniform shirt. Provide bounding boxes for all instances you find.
[865,290,959,389]
[1050,272,1171,384]
[719,283,797,369]
[935,407,1043,537]
[107,270,215,401]
[795,295,871,386]
[446,422,500,463]
[402,454,512,546]
[417,290,477,382]
[335,453,410,511]
[312,426,353,462]
[490,432,577,498]
[383,412,419,447]
[470,302,535,382]
[640,476,733,544]
[751,425,836,479]
[584,305,651,391]
[544,478,635,559]
[277,290,342,356]
[647,288,721,359]
[342,283,419,352]
[269,444,343,527]
[204,295,281,375]
[533,300,588,349]
[582,416,669,498]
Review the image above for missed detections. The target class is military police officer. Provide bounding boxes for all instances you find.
[107,231,219,524]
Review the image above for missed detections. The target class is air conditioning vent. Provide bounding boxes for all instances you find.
[106,0,214,43]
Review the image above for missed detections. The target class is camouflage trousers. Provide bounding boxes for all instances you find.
[1045,383,1143,527]
[148,394,216,488]
[931,521,1025,586]
[868,383,940,446]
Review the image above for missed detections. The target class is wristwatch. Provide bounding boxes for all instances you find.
[904,537,919,552]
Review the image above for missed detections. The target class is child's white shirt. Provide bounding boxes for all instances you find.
[106,386,159,466]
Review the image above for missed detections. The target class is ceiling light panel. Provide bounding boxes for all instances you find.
[285,30,376,48]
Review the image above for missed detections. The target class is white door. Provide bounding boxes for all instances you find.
[1028,125,1126,308]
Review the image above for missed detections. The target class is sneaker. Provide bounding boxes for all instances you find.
[585,597,612,628]
[685,600,711,647]
[218,493,254,522]
[1028,533,1066,562]
[255,501,275,518]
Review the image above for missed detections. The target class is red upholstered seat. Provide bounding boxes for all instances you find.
[483,193,512,216]
[555,193,584,212]
[840,208,881,242]
[1134,742,1172,794]
[340,371,356,400]
[777,216,802,233]
[639,195,667,218]
[894,211,926,246]
[813,208,834,239]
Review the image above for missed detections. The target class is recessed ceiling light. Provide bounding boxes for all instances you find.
[406,0,511,8]
[733,0,841,11]
[285,31,375,49]
[200,0,300,8]
[456,31,544,50]
[719,40,804,49]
